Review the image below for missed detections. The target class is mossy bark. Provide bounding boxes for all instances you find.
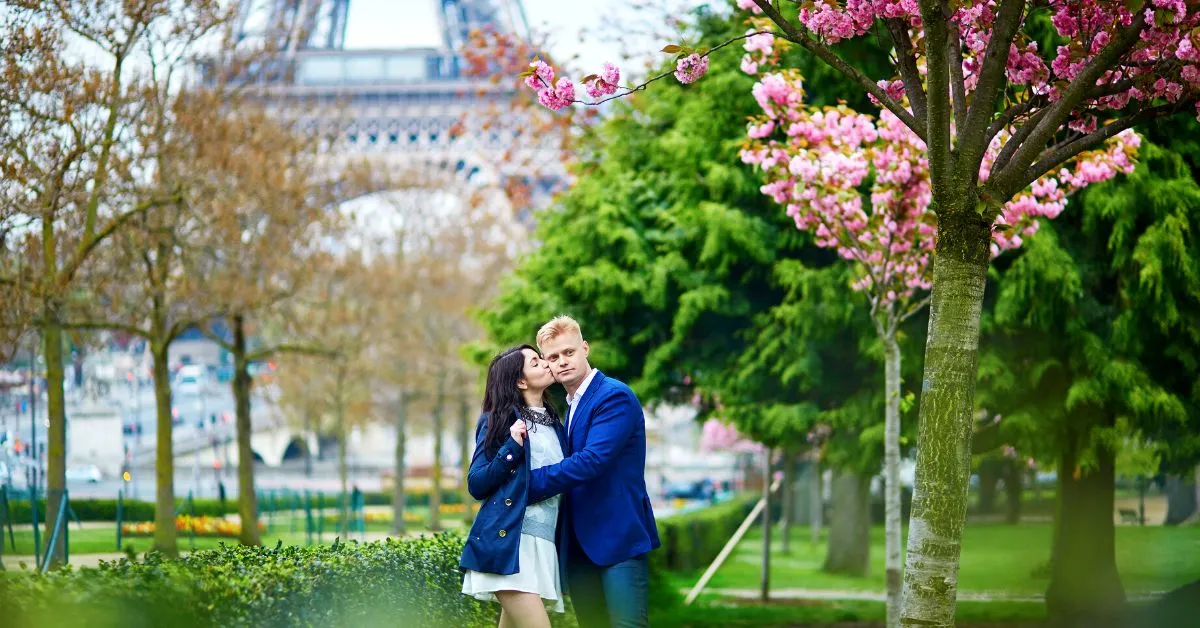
[900,210,991,627]
[883,332,903,628]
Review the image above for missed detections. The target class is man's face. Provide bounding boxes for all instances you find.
[539,333,590,390]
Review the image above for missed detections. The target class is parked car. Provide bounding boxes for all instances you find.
[65,464,102,484]
[664,478,716,501]
[123,420,143,435]
[174,365,208,396]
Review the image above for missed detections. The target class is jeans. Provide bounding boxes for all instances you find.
[567,533,649,628]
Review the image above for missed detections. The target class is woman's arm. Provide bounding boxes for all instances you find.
[466,412,525,500]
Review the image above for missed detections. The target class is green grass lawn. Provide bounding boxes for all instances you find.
[668,523,1200,597]
[653,600,1049,627]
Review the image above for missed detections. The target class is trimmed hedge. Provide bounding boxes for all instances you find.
[652,496,756,573]
[0,498,754,627]
[0,534,522,628]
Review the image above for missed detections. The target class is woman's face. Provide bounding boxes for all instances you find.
[519,348,554,393]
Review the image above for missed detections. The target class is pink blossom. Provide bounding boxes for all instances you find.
[700,419,762,453]
[741,63,1142,314]
[736,0,763,14]
[537,78,575,111]
[674,53,709,84]
[524,59,554,91]
[585,62,621,98]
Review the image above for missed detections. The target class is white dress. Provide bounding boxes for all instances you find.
[462,407,565,613]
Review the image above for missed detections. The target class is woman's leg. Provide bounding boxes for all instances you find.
[494,590,551,628]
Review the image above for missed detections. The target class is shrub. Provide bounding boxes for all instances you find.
[0,497,754,627]
[0,534,500,628]
[652,496,756,573]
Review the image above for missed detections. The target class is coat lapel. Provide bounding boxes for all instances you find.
[569,370,605,451]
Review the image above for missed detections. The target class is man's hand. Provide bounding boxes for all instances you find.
[510,419,527,446]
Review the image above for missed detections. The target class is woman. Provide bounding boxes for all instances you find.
[461,345,567,627]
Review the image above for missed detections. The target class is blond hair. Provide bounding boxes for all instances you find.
[536,315,583,349]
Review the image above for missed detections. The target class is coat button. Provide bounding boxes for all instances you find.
[504,499,513,507]
[498,530,506,537]
[505,454,513,461]
[510,469,516,475]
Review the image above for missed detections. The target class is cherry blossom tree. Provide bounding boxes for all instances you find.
[736,39,1140,624]
[520,0,1200,622]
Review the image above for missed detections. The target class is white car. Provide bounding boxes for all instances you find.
[65,464,103,484]
[174,365,209,396]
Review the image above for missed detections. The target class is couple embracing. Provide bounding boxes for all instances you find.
[459,316,660,628]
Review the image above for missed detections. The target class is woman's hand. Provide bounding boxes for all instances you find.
[510,419,527,446]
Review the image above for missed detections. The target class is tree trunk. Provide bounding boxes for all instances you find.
[810,456,823,547]
[40,320,67,567]
[977,457,1001,515]
[459,392,474,526]
[900,213,990,627]
[760,449,771,602]
[779,450,793,555]
[823,469,870,576]
[882,332,903,628]
[1004,458,1023,525]
[150,340,178,556]
[1194,465,1200,520]
[1164,470,1198,525]
[1046,418,1125,624]
[336,366,349,539]
[429,371,445,532]
[304,409,314,478]
[232,316,260,546]
[391,390,409,536]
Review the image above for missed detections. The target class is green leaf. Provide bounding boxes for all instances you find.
[661,44,682,54]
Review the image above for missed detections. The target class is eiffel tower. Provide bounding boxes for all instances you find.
[229,0,555,216]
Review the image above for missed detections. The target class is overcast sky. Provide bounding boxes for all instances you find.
[344,0,708,76]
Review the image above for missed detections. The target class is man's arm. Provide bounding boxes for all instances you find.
[528,389,640,503]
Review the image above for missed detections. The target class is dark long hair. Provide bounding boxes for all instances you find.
[481,344,560,451]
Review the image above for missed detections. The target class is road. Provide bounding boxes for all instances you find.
[0,381,281,499]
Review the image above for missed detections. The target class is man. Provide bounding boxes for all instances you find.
[523,315,659,627]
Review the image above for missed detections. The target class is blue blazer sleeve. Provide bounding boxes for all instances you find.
[528,388,639,503]
[466,412,524,501]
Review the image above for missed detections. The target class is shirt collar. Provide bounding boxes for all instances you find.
[566,368,598,406]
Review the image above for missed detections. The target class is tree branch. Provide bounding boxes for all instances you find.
[58,318,148,339]
[1007,103,1182,196]
[884,18,928,125]
[991,11,1146,193]
[989,103,1053,177]
[985,95,1044,148]
[948,25,969,136]
[959,0,1027,168]
[58,191,183,288]
[750,0,926,142]
[247,343,339,362]
[917,0,953,198]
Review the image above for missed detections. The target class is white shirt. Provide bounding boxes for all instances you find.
[566,367,598,436]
